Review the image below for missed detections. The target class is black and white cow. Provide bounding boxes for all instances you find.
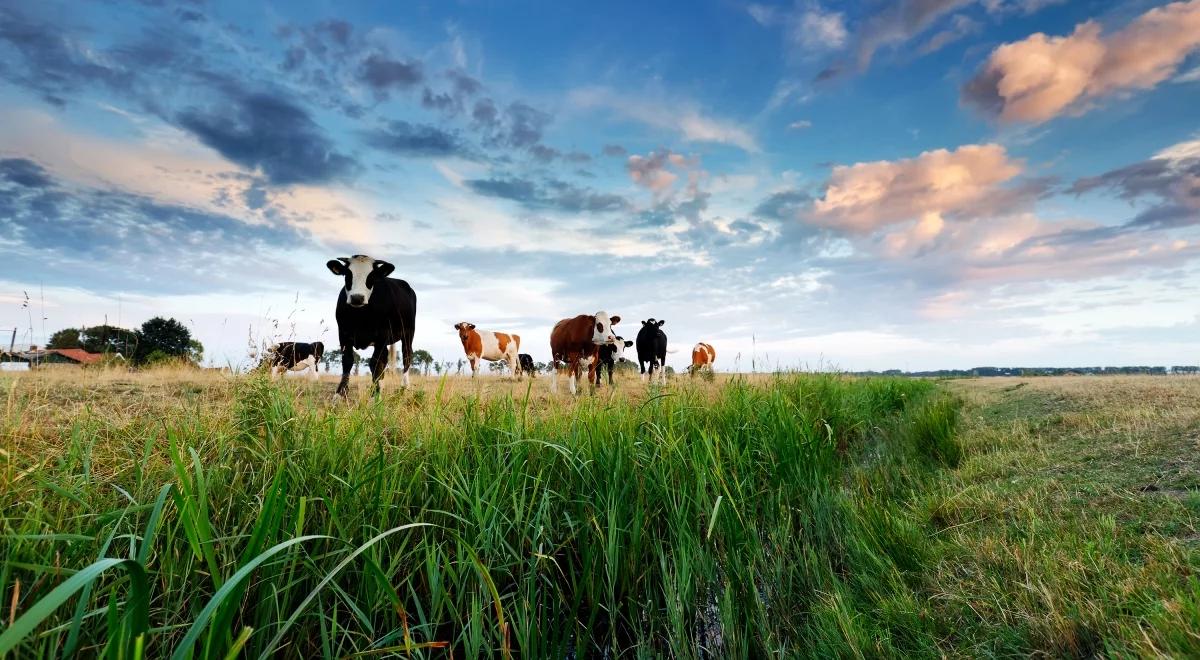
[518,353,537,378]
[267,341,324,380]
[327,255,417,397]
[593,336,633,387]
[636,318,668,384]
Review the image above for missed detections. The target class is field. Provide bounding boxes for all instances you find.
[0,369,1197,658]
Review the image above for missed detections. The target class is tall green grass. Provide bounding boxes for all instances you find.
[1,374,960,657]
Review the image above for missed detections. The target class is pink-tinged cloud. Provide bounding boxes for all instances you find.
[811,143,1024,232]
[964,0,1200,123]
[627,149,691,196]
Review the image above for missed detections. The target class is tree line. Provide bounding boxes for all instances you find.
[44,317,203,366]
[852,365,1198,378]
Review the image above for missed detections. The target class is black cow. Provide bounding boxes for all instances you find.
[637,318,668,384]
[593,336,633,386]
[266,341,324,380]
[518,353,537,378]
[327,255,417,397]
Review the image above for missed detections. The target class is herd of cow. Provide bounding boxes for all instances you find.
[264,255,716,397]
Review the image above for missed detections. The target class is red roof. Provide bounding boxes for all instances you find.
[50,348,104,364]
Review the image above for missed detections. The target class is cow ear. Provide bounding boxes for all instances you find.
[373,260,395,277]
[658,319,665,327]
[467,323,476,330]
[625,340,633,347]
[326,259,349,276]
[610,315,620,325]
[642,320,649,326]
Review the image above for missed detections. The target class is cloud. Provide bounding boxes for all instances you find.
[918,14,981,55]
[0,157,314,295]
[464,176,630,213]
[746,3,778,26]
[1068,136,1200,235]
[627,150,688,196]
[0,6,135,106]
[0,158,54,188]
[361,120,471,158]
[569,87,758,151]
[358,53,423,99]
[790,6,848,52]
[176,84,358,185]
[753,189,811,220]
[963,1,1200,123]
[787,119,813,130]
[811,143,1028,232]
[856,0,971,69]
[602,144,627,157]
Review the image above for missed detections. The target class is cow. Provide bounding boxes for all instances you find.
[454,323,522,377]
[691,342,716,376]
[549,311,621,394]
[636,319,669,384]
[266,341,324,380]
[327,255,417,398]
[593,336,633,386]
[518,353,537,377]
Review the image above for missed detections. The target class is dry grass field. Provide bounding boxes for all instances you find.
[2,368,1198,657]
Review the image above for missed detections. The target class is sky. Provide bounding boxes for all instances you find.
[1,0,1198,371]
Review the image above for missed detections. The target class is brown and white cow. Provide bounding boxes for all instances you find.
[690,342,716,376]
[453,322,522,377]
[549,311,621,394]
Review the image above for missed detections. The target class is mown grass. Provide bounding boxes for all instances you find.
[924,377,1200,657]
[1,368,959,658]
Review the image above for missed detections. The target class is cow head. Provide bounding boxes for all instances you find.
[326,255,394,307]
[612,337,634,362]
[453,322,477,343]
[641,318,666,328]
[592,311,621,345]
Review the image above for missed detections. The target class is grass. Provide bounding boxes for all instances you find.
[924,376,1200,657]
[1,367,958,658]
[4,369,1197,657]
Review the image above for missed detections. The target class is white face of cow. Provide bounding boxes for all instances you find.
[591,311,621,345]
[326,255,395,307]
[611,337,633,362]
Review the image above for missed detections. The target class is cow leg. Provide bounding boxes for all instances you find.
[550,360,559,393]
[469,355,479,377]
[368,343,388,396]
[569,357,579,395]
[512,353,522,380]
[396,340,411,388]
[335,346,354,398]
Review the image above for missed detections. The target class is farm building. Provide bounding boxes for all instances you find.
[0,346,105,369]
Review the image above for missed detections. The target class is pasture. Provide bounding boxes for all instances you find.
[1,370,1197,657]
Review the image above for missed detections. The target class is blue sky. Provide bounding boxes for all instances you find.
[1,0,1198,370]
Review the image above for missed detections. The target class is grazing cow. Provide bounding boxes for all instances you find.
[549,311,621,394]
[454,322,522,377]
[691,342,716,376]
[267,341,324,380]
[593,336,633,386]
[636,319,669,384]
[327,255,417,398]
[518,353,537,377]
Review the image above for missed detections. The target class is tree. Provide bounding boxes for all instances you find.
[412,349,434,376]
[79,324,139,356]
[47,328,82,348]
[136,317,191,363]
[188,339,204,365]
[488,360,505,374]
